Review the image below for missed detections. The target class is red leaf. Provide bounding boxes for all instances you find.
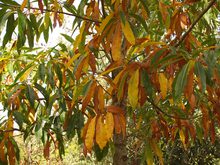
[38,0,44,13]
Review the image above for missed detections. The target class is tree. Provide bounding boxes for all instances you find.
[0,0,220,164]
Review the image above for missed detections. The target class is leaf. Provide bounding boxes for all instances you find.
[20,0,28,11]
[150,139,164,165]
[113,114,121,134]
[179,129,187,149]
[174,61,194,99]
[37,0,44,13]
[61,33,74,43]
[159,73,168,99]
[0,139,6,163]
[96,116,108,149]
[43,140,50,160]
[8,139,16,165]
[97,12,114,34]
[141,69,154,98]
[105,112,114,140]
[98,86,104,113]
[107,105,125,114]
[112,22,122,61]
[120,13,135,45]
[15,64,34,82]
[128,68,139,108]
[145,141,153,165]
[195,62,206,93]
[82,81,96,113]
[85,116,96,151]
[3,13,16,47]
[26,85,36,108]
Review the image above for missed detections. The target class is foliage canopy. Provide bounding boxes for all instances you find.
[0,0,220,164]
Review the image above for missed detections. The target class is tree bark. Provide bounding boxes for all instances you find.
[113,133,128,165]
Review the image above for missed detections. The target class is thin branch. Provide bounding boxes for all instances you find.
[0,3,100,23]
[0,128,24,133]
[146,97,201,120]
[174,0,217,47]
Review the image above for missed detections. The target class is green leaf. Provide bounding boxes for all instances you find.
[94,143,109,161]
[61,33,74,43]
[151,49,166,67]
[14,64,34,82]
[13,111,24,128]
[26,19,34,48]
[0,11,14,33]
[3,13,16,47]
[141,69,154,98]
[38,63,46,82]
[54,64,63,88]
[34,83,49,107]
[26,85,36,108]
[145,141,154,165]
[195,62,206,93]
[174,61,191,99]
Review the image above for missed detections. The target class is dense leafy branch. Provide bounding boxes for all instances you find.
[175,0,217,47]
[0,2,100,23]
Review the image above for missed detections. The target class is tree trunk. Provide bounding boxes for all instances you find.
[113,133,128,165]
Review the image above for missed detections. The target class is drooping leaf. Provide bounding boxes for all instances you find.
[96,116,108,149]
[105,112,114,140]
[20,0,28,11]
[195,62,206,93]
[159,73,168,99]
[85,116,96,151]
[128,68,139,108]
[120,13,135,45]
[112,22,122,61]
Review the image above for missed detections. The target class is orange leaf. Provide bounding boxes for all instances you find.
[96,116,108,149]
[107,105,125,114]
[113,114,121,134]
[179,129,187,149]
[105,112,114,140]
[7,139,16,165]
[82,81,96,113]
[20,0,28,11]
[112,22,122,61]
[85,116,97,151]
[0,139,6,163]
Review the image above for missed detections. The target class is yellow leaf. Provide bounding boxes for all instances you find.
[20,65,35,82]
[20,0,28,11]
[65,53,81,69]
[150,140,164,165]
[112,23,122,61]
[121,18,135,45]
[97,13,114,34]
[73,22,86,51]
[85,116,96,151]
[128,68,139,108]
[98,86,105,113]
[6,115,14,137]
[159,73,168,99]
[179,129,187,149]
[105,112,114,140]
[96,116,108,149]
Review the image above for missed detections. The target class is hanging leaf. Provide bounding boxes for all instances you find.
[120,13,135,45]
[128,68,139,108]
[38,0,44,13]
[105,112,114,140]
[97,12,114,34]
[150,139,164,165]
[145,141,153,165]
[159,73,168,99]
[96,116,108,149]
[195,62,206,93]
[112,22,122,61]
[85,116,96,151]
[43,140,50,160]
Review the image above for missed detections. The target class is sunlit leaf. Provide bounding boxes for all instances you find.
[128,68,139,108]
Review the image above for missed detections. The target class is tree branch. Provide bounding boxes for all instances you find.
[0,3,100,23]
[146,97,201,120]
[174,0,217,47]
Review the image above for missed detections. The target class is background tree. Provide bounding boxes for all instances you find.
[0,0,220,164]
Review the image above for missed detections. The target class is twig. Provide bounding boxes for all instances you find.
[146,97,201,120]
[174,0,217,47]
[0,3,100,23]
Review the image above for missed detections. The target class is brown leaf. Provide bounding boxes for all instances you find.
[107,105,125,115]
[7,139,16,165]
[43,140,50,160]
[113,114,121,134]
